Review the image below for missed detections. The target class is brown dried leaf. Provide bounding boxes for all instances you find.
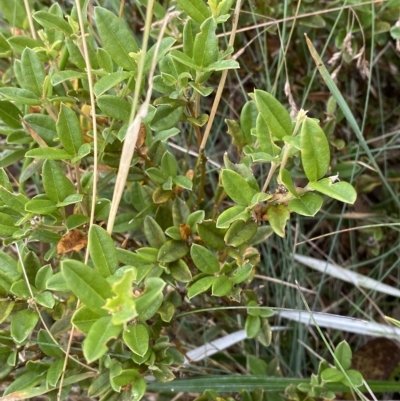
[57,229,88,255]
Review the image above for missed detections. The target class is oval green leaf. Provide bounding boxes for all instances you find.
[187,276,215,299]
[191,244,220,274]
[267,204,290,238]
[83,315,122,363]
[308,178,357,204]
[123,323,149,357]
[288,192,323,216]
[221,169,257,206]
[300,118,330,182]
[158,240,188,263]
[211,275,233,297]
[94,7,139,71]
[89,225,118,277]
[254,90,292,139]
[42,160,75,203]
[62,260,112,314]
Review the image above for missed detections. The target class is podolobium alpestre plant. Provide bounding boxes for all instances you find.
[0,0,356,399]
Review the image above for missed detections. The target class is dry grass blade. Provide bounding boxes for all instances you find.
[294,254,400,298]
[107,2,169,233]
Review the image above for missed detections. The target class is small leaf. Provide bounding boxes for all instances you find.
[170,260,192,283]
[42,160,75,203]
[335,340,352,370]
[51,70,87,86]
[161,151,178,177]
[94,7,139,71]
[191,244,220,274]
[56,104,84,156]
[224,220,258,247]
[0,186,28,214]
[25,199,58,215]
[0,88,41,105]
[38,329,62,357]
[280,168,298,197]
[62,260,112,314]
[267,204,290,238]
[20,48,46,97]
[221,169,257,206]
[123,323,149,357]
[341,369,363,387]
[240,101,258,145]
[197,220,226,250]
[176,0,210,24]
[245,315,261,339]
[0,101,22,128]
[172,197,190,225]
[25,148,73,160]
[93,71,133,97]
[212,275,232,297]
[187,276,215,299]
[308,178,357,204]
[300,118,330,182]
[288,193,323,216]
[193,17,218,69]
[103,269,138,325]
[320,367,344,382]
[135,277,166,321]
[33,11,73,35]
[170,49,199,70]
[231,263,253,284]
[144,216,166,248]
[72,306,103,335]
[10,310,39,343]
[158,240,188,263]
[216,205,250,229]
[97,95,131,122]
[89,225,118,277]
[150,106,184,131]
[83,315,122,363]
[254,90,292,139]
